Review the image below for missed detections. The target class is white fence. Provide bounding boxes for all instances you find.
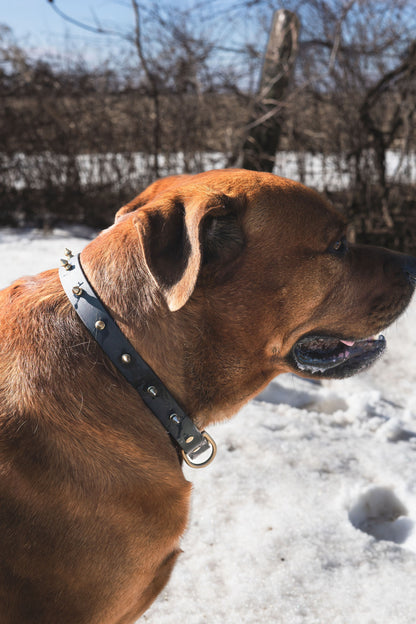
[1,150,415,191]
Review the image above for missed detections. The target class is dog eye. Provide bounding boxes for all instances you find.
[329,236,348,256]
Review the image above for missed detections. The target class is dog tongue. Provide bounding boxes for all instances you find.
[340,339,355,346]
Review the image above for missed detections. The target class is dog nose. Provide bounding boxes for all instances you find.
[401,254,416,286]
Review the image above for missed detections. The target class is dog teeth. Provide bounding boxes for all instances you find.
[340,334,384,346]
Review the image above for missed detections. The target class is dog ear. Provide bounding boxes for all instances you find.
[134,199,202,312]
[134,195,244,311]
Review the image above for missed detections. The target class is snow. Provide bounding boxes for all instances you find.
[1,227,416,624]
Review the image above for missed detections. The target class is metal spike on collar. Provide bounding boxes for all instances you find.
[60,258,73,271]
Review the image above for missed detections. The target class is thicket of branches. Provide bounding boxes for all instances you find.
[0,0,415,251]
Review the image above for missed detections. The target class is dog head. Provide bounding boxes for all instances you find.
[110,169,416,420]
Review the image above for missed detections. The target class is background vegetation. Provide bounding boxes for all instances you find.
[1,0,415,251]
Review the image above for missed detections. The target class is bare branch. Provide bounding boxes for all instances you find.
[47,0,123,37]
[328,0,356,70]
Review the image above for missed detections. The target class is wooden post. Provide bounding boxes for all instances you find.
[238,9,300,172]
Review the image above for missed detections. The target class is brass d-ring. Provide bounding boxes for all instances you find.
[182,431,217,469]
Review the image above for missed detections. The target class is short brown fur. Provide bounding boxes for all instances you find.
[0,169,414,623]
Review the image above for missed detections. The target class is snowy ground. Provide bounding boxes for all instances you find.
[1,227,416,624]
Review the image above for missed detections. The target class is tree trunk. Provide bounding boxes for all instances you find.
[237,9,300,172]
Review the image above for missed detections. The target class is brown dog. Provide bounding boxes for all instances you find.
[0,169,415,623]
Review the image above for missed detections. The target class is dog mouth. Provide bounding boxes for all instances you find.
[290,333,386,379]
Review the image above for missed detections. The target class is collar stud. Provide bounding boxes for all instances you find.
[146,385,158,398]
[170,412,182,424]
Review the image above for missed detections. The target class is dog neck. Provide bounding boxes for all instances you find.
[59,251,216,468]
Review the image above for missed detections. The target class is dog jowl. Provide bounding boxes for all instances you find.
[0,169,415,623]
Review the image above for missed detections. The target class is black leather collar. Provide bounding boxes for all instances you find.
[59,249,216,468]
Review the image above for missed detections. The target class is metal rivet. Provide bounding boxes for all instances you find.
[185,435,194,444]
[64,248,73,258]
[61,257,73,270]
[95,320,106,331]
[72,286,82,297]
[169,413,182,424]
[121,353,131,364]
[146,386,158,398]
